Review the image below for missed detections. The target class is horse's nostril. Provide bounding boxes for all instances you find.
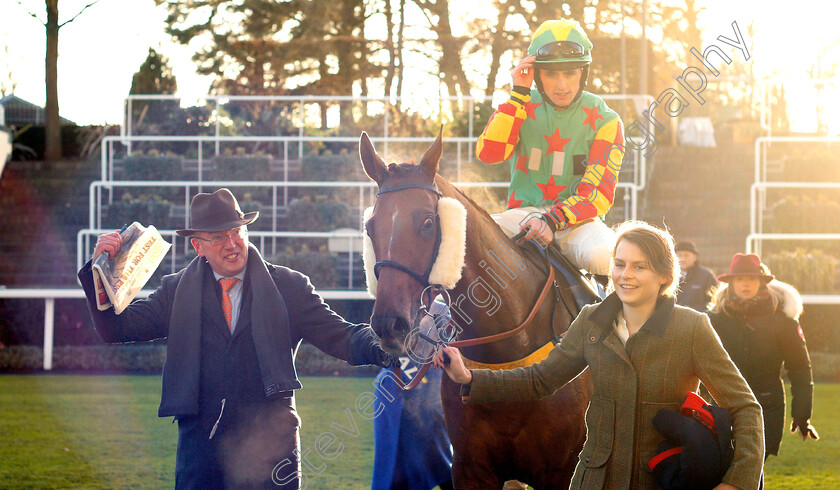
[371,315,411,353]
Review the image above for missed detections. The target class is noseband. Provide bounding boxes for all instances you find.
[372,183,444,290]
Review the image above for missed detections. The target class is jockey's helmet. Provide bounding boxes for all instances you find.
[527,19,593,108]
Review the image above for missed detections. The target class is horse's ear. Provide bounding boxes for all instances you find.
[359,132,386,184]
[419,126,443,180]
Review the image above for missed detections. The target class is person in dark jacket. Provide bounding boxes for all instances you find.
[78,188,395,489]
[434,221,764,490]
[708,252,819,460]
[675,241,718,312]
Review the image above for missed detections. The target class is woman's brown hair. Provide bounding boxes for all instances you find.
[611,221,680,298]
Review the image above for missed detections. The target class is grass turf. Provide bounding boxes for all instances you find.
[0,375,837,488]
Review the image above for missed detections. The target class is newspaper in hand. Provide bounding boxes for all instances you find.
[92,222,171,314]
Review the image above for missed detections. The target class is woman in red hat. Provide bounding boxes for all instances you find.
[708,253,819,460]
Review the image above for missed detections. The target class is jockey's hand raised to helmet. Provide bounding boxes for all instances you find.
[512,55,537,88]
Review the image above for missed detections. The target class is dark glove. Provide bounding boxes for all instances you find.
[791,417,819,440]
[348,326,398,368]
[374,347,399,369]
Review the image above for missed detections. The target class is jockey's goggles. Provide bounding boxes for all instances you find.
[536,41,588,61]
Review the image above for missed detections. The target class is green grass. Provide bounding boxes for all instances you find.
[763,383,840,488]
[0,375,837,489]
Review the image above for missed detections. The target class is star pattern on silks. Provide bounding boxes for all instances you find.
[514,155,529,174]
[543,128,571,155]
[507,192,524,209]
[536,176,567,201]
[523,101,542,120]
[582,105,604,131]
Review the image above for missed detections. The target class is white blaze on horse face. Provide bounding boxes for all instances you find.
[386,208,401,260]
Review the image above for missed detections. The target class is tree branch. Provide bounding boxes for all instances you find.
[60,0,103,28]
[14,0,45,25]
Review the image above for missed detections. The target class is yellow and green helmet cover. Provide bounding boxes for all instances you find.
[527,19,593,68]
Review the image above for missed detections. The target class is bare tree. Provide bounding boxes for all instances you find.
[15,0,102,161]
[1,43,18,96]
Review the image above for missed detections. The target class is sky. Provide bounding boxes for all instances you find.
[1,0,838,132]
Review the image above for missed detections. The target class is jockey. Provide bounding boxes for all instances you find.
[476,19,625,276]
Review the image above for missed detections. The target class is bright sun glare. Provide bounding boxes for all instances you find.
[1,0,838,134]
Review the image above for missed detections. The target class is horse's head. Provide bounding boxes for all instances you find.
[360,130,466,355]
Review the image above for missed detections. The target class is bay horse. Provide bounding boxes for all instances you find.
[359,131,593,489]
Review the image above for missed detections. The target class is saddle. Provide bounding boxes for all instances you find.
[518,240,605,339]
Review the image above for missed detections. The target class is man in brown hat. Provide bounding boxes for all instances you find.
[78,188,395,489]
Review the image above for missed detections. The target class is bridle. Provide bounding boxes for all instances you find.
[371,182,558,390]
[372,183,444,290]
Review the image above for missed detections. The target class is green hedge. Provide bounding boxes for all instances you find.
[105,193,173,229]
[763,249,839,295]
[810,353,840,383]
[0,344,378,376]
[272,251,339,289]
[122,154,183,181]
[286,198,358,232]
[0,345,164,373]
[212,154,271,182]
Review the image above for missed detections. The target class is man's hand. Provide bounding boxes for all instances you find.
[712,484,738,490]
[376,348,399,369]
[93,231,123,261]
[512,55,537,88]
[791,418,820,441]
[520,216,554,246]
[433,346,472,384]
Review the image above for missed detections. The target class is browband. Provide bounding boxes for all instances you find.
[377,184,442,196]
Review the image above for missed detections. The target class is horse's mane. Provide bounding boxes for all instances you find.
[434,173,546,272]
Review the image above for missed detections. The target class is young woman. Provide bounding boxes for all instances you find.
[708,253,819,460]
[434,221,764,489]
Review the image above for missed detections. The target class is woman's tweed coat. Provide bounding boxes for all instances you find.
[466,294,764,489]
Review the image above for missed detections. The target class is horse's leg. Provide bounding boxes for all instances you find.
[441,377,507,490]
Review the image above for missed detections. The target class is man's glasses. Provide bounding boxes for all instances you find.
[535,41,587,61]
[193,227,246,247]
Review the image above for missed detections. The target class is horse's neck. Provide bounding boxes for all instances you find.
[444,187,549,344]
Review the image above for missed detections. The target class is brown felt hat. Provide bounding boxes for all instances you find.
[175,188,258,237]
[717,253,775,283]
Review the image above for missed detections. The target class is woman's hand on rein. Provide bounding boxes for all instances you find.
[433,346,472,384]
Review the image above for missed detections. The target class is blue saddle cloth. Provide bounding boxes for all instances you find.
[371,357,453,490]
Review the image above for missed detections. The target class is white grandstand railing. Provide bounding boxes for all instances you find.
[100,133,646,195]
[750,138,840,305]
[754,136,840,183]
[82,180,639,282]
[123,93,654,168]
[744,233,840,305]
[750,182,840,237]
[0,285,371,372]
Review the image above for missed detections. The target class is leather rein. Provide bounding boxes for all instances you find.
[372,183,558,390]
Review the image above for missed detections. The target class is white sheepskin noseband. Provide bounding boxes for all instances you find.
[362,197,467,298]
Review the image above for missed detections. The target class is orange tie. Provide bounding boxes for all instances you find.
[219,278,238,330]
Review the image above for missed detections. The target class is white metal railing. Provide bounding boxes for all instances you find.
[749,137,840,303]
[754,136,840,184]
[0,286,371,372]
[750,182,840,238]
[123,94,654,160]
[82,180,638,284]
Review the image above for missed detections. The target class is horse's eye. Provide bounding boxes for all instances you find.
[423,217,434,230]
